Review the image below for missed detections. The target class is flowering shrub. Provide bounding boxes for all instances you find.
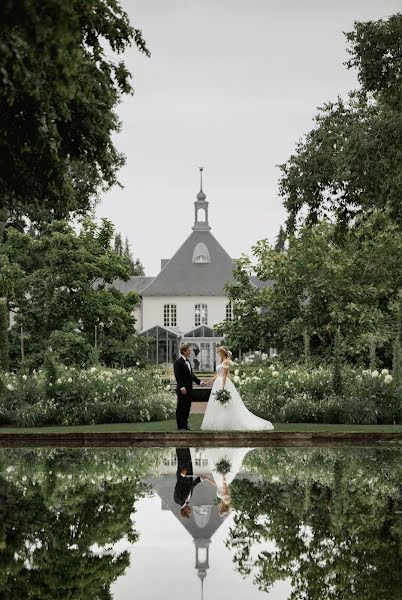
[232,364,402,424]
[0,365,175,427]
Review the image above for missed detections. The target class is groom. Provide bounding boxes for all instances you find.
[173,343,205,430]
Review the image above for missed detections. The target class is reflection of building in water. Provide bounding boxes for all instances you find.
[161,448,213,474]
[146,449,231,599]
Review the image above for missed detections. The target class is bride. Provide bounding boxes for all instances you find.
[201,346,274,431]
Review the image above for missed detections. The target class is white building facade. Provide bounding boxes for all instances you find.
[113,171,273,370]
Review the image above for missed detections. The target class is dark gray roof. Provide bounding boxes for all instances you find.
[108,276,154,294]
[250,276,275,289]
[141,230,235,296]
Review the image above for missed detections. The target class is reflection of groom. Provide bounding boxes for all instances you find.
[174,448,204,519]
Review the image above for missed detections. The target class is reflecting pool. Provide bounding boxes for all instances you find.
[0,446,401,599]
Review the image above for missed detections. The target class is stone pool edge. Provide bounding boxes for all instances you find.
[1,431,402,448]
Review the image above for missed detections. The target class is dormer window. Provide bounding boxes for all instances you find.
[192,242,210,264]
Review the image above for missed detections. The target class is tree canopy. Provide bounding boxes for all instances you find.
[0,0,150,227]
[2,218,147,369]
[279,13,402,235]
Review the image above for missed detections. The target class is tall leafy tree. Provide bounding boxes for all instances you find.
[279,13,402,235]
[219,211,402,364]
[3,219,147,369]
[114,232,145,276]
[274,225,286,252]
[0,0,150,228]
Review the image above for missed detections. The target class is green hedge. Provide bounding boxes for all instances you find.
[0,365,175,427]
[233,364,402,424]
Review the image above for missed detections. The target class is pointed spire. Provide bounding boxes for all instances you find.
[193,167,211,231]
[196,167,206,201]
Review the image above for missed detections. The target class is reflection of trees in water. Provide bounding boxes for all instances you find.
[0,448,162,600]
[227,448,402,600]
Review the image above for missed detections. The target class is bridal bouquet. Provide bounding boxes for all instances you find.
[213,389,231,406]
[213,458,232,475]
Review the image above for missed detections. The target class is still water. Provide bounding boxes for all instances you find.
[0,446,401,600]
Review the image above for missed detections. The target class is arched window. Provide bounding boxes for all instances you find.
[197,207,206,222]
[192,242,210,264]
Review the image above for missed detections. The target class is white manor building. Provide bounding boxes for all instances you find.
[113,170,274,371]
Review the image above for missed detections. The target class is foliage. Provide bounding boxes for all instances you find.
[279,13,402,235]
[0,299,9,371]
[274,225,286,252]
[228,447,402,599]
[2,218,147,369]
[231,363,401,424]
[0,365,175,426]
[114,232,145,276]
[331,326,343,395]
[0,0,150,227]
[220,213,402,364]
[0,447,163,599]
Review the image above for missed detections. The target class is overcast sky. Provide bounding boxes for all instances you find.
[95,0,400,276]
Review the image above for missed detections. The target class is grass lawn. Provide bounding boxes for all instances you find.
[1,415,402,434]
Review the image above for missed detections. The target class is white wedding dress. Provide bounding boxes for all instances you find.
[201,363,274,431]
[204,447,255,497]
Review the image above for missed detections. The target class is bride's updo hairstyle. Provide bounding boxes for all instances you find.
[217,346,232,360]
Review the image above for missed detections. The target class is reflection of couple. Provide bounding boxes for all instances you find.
[174,448,253,518]
[174,343,274,431]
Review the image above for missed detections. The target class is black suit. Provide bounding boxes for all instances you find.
[174,448,201,506]
[173,355,201,429]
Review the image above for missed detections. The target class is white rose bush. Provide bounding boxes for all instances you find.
[231,363,401,424]
[0,365,175,427]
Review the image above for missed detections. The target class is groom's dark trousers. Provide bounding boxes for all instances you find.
[173,355,201,429]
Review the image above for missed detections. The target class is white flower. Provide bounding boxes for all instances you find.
[22,374,28,381]
[233,375,240,383]
[67,377,72,383]
[381,369,389,376]
[6,384,14,391]
[56,378,62,384]
[127,377,134,382]
[165,384,170,390]
[371,370,379,378]
[234,369,239,376]
[272,371,279,378]
[90,366,97,373]
[384,374,393,384]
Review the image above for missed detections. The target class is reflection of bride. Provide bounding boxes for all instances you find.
[201,448,254,516]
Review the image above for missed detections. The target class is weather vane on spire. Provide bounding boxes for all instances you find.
[199,166,204,191]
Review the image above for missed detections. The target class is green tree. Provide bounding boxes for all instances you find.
[114,232,145,276]
[3,219,146,369]
[279,13,402,235]
[0,0,150,227]
[219,211,402,364]
[274,225,286,252]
